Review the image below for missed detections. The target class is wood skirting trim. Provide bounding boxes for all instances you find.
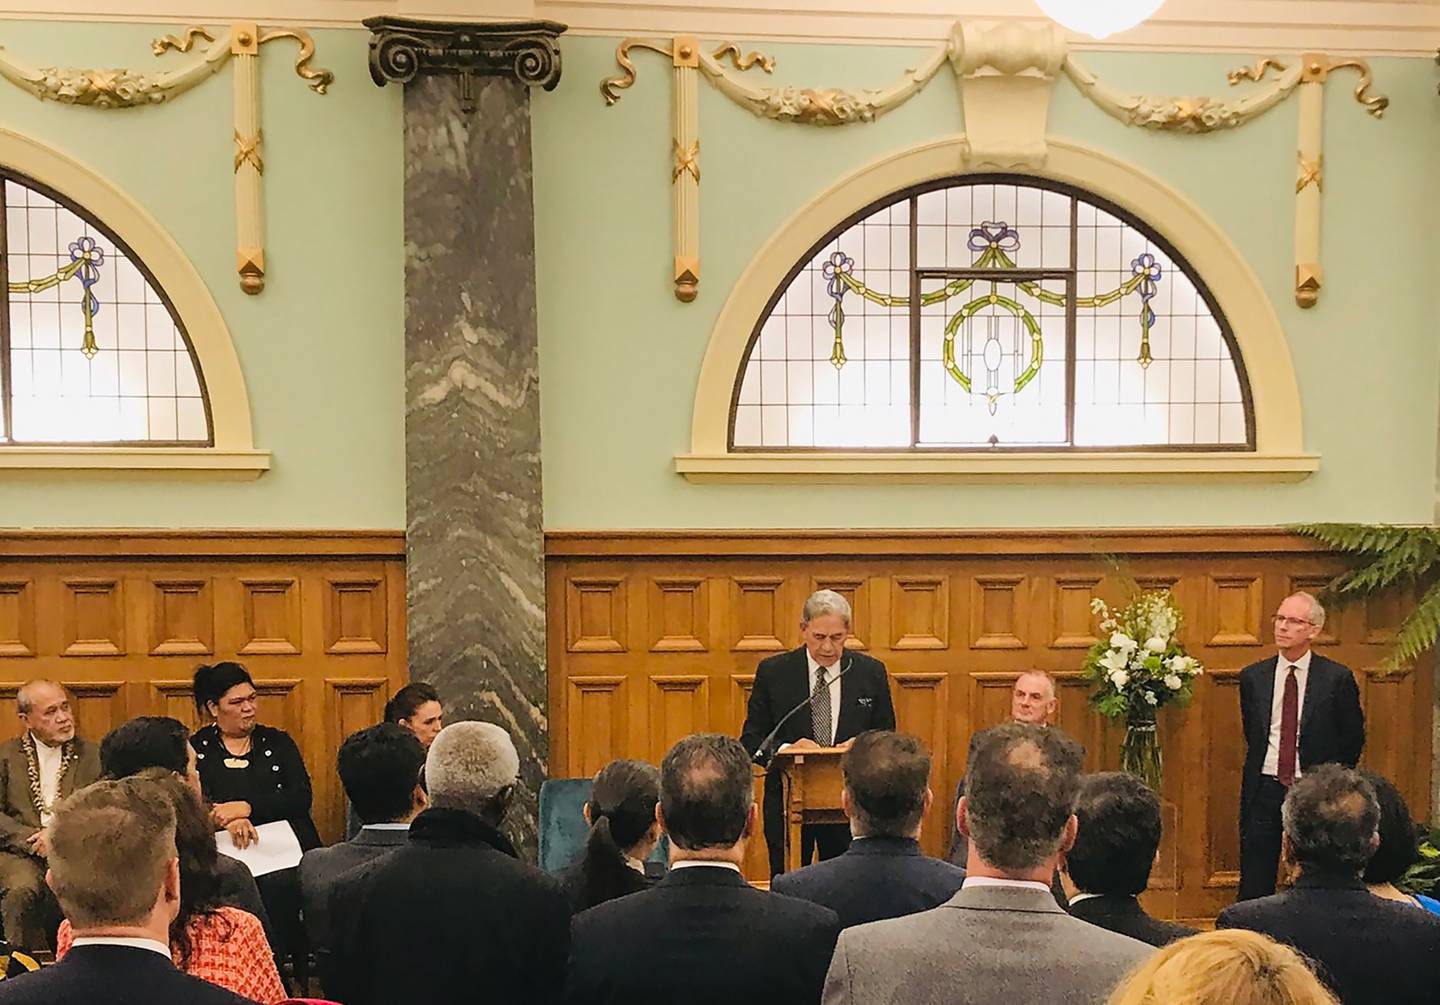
[544,527,1346,559]
[0,529,406,559]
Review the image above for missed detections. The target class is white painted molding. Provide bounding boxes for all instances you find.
[0,447,270,474]
[5,2,1436,55]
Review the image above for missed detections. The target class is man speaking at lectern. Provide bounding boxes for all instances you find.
[741,590,895,878]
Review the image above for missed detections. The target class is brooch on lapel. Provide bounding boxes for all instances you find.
[858,697,874,707]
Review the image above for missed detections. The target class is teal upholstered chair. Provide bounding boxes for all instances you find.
[538,777,668,874]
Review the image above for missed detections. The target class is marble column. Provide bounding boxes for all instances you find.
[367,18,565,854]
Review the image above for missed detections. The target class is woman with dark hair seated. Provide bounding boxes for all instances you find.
[384,682,445,749]
[563,759,662,913]
[55,769,287,1003]
[1362,770,1440,915]
[190,661,319,961]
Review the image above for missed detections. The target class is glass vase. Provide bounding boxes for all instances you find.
[1120,703,1163,792]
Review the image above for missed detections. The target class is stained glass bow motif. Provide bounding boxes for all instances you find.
[8,234,107,360]
[826,221,1160,413]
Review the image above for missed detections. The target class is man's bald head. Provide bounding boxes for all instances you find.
[1012,671,1058,725]
[18,680,75,745]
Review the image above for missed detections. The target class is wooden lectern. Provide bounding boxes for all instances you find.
[771,745,847,873]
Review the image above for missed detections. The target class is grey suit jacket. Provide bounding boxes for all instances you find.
[823,883,1152,1005]
[299,826,409,951]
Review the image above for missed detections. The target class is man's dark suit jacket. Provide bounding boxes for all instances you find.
[771,835,965,928]
[567,864,840,1005]
[0,944,253,1004]
[1238,654,1364,827]
[1067,893,1197,947]
[1216,871,1440,1005]
[330,808,571,1005]
[299,825,408,952]
[739,648,895,875]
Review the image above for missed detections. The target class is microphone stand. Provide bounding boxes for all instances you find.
[750,658,854,768]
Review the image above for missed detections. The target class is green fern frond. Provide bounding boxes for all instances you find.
[1292,523,1428,555]
[1382,578,1440,671]
[1329,532,1440,596]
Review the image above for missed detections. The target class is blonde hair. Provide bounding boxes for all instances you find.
[48,777,177,929]
[1107,930,1337,1005]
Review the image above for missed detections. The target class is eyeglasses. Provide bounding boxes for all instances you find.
[1271,615,1315,628]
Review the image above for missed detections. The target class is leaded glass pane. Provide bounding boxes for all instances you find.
[1,178,209,444]
[733,177,1252,451]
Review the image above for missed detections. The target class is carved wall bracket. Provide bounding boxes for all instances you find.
[363,16,566,113]
[0,24,332,295]
[600,21,1387,311]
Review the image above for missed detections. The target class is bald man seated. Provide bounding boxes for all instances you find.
[0,680,101,949]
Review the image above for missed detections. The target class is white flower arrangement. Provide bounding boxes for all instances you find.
[1083,592,1203,721]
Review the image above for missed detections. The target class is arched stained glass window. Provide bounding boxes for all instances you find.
[732,176,1253,451]
[0,172,210,445]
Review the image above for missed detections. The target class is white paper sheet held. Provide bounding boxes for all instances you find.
[215,821,303,877]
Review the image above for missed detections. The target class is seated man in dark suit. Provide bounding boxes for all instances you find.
[1217,765,1440,1005]
[567,733,841,1005]
[300,723,427,986]
[773,730,964,927]
[99,715,271,938]
[1063,772,1197,946]
[0,776,251,1004]
[330,721,571,1005]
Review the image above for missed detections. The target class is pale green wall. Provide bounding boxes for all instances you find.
[0,22,405,529]
[534,39,1440,529]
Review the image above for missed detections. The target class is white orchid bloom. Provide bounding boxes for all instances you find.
[1163,674,1183,690]
[1099,649,1129,674]
[1144,636,1167,653]
[1109,669,1130,689]
[1110,632,1138,652]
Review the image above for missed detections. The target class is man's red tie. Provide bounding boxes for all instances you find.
[1277,666,1299,786]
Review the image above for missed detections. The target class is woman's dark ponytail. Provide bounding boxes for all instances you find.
[576,759,660,911]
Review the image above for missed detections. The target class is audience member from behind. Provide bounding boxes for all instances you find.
[301,723,428,975]
[99,716,269,932]
[823,723,1150,1005]
[329,721,570,1005]
[567,734,840,1005]
[1217,765,1440,1005]
[385,682,445,748]
[1064,772,1198,946]
[1361,770,1440,916]
[0,777,253,1005]
[774,731,965,927]
[54,770,285,1002]
[561,759,662,913]
[0,680,101,950]
[1106,929,1338,1005]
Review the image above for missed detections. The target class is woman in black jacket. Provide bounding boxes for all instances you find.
[562,759,662,913]
[190,661,318,961]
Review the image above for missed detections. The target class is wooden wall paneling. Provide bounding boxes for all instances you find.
[892,575,949,650]
[322,676,390,844]
[0,579,36,658]
[565,576,628,654]
[648,577,710,653]
[61,577,125,657]
[810,575,869,649]
[238,577,303,656]
[324,574,388,655]
[151,679,202,728]
[149,578,215,657]
[545,530,1437,916]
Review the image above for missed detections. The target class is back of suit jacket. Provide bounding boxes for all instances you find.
[771,836,966,928]
[1238,655,1364,820]
[823,885,1151,1005]
[567,866,841,1005]
[0,945,252,1005]
[1216,875,1440,1005]
[1067,894,1197,948]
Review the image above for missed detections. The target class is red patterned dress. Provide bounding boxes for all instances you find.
[57,906,286,1003]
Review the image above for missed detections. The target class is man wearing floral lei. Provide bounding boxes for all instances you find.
[0,680,101,950]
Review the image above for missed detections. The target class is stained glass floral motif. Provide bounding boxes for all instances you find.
[1,176,209,445]
[733,179,1250,450]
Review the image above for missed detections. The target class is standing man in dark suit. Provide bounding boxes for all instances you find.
[0,776,251,1005]
[567,734,840,1005]
[740,589,896,877]
[773,730,964,928]
[1217,765,1440,1005]
[1238,591,1364,900]
[1064,772,1197,946]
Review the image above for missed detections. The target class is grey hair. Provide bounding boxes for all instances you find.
[1287,591,1326,629]
[802,589,852,627]
[1281,764,1378,876]
[17,679,62,716]
[424,721,519,816]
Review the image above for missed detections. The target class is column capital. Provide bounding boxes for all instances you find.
[364,16,566,92]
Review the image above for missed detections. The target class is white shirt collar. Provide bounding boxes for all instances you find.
[360,823,411,832]
[805,651,842,679]
[70,937,172,959]
[669,859,743,874]
[1066,891,1103,904]
[1278,649,1313,673]
[624,856,647,875]
[962,875,1053,894]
